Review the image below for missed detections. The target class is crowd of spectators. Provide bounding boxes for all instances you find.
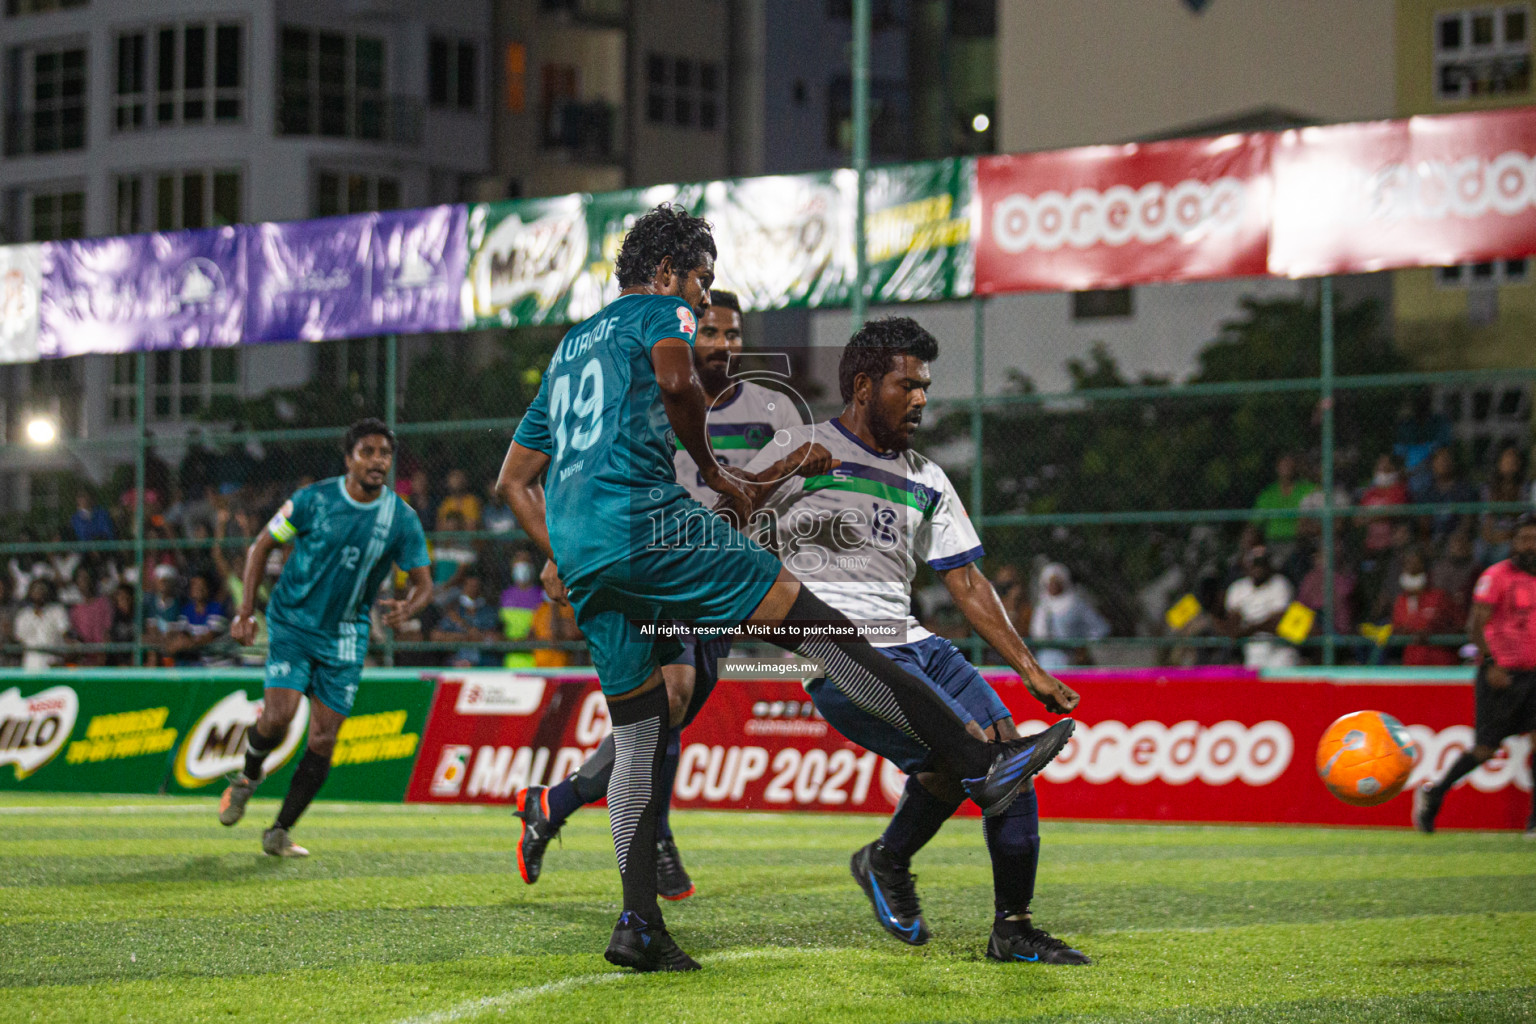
[3,427,1532,671]
[0,456,578,671]
[1171,439,1536,667]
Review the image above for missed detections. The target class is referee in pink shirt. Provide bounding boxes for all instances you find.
[1415,512,1536,837]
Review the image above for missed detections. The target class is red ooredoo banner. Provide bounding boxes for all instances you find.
[408,669,1529,830]
[974,134,1273,293]
[1270,108,1536,277]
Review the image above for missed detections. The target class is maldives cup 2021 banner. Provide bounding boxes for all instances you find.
[406,669,1529,829]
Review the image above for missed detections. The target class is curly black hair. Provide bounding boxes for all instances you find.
[708,288,741,314]
[614,204,717,289]
[343,417,395,456]
[838,317,939,403]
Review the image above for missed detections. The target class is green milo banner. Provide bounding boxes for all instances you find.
[464,159,974,330]
[0,671,434,800]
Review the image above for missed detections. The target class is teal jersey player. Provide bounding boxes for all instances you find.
[513,292,703,585]
[219,419,434,860]
[265,476,430,664]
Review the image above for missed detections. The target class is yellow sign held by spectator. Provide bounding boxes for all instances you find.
[1165,594,1203,631]
[1276,602,1315,645]
[1359,622,1394,647]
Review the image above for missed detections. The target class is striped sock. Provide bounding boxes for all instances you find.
[606,684,670,924]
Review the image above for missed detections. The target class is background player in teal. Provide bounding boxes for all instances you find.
[218,418,432,857]
[498,204,1074,973]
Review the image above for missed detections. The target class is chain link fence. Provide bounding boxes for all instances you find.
[2,272,1532,671]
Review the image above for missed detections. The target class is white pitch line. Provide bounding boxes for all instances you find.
[391,949,827,1024]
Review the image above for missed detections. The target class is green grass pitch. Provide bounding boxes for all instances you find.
[2,793,1533,1024]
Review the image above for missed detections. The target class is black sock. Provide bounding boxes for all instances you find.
[606,684,670,927]
[274,747,332,831]
[770,588,990,778]
[243,722,285,783]
[656,728,682,842]
[546,734,616,829]
[985,785,1040,917]
[879,775,961,867]
[1430,751,1482,797]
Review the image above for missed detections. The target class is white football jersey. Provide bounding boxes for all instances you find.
[742,417,983,647]
[674,379,805,505]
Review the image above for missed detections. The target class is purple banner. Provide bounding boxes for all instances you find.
[245,205,468,344]
[246,215,372,343]
[369,205,467,335]
[38,228,246,357]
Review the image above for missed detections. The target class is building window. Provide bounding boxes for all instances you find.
[115,168,241,232]
[127,23,243,128]
[278,26,387,140]
[429,35,477,111]
[1435,259,1530,287]
[828,76,909,156]
[24,185,84,241]
[5,0,87,15]
[313,171,401,217]
[1072,288,1135,320]
[5,44,87,155]
[112,348,239,423]
[1435,6,1531,100]
[645,53,720,130]
[504,42,526,113]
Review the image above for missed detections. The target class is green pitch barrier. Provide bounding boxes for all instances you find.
[0,669,434,801]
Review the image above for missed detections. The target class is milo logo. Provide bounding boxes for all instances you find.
[0,685,79,780]
[469,202,586,320]
[173,690,308,789]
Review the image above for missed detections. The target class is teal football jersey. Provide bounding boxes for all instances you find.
[513,292,699,584]
[265,477,430,664]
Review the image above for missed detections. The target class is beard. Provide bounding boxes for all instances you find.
[697,361,732,397]
[868,406,920,453]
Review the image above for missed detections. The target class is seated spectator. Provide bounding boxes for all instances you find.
[1252,454,1318,559]
[1393,392,1453,484]
[9,552,56,597]
[402,469,435,527]
[431,511,477,596]
[1431,526,1478,619]
[57,565,93,606]
[15,580,71,672]
[145,565,182,656]
[499,550,544,668]
[70,491,114,542]
[0,577,14,667]
[436,469,483,530]
[431,576,500,666]
[1029,563,1109,669]
[530,585,580,667]
[1478,443,1529,565]
[1364,520,1418,624]
[1298,547,1356,639]
[1391,548,1459,666]
[67,569,113,667]
[990,564,1032,634]
[181,522,218,584]
[168,574,230,666]
[1411,446,1477,543]
[1220,545,1298,668]
[1356,453,1409,563]
[107,584,137,667]
[483,481,519,535]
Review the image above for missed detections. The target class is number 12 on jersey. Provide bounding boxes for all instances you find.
[549,359,605,460]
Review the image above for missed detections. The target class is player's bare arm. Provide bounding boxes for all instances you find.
[1468,601,1509,688]
[652,336,751,520]
[941,561,1080,715]
[712,441,840,518]
[497,440,554,560]
[231,528,280,646]
[377,565,433,630]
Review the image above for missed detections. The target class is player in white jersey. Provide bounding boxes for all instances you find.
[513,290,812,899]
[739,317,1091,964]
